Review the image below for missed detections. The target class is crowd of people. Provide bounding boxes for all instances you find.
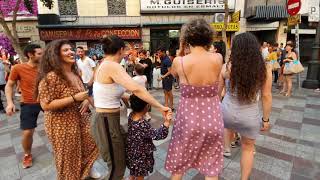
[1,17,312,180]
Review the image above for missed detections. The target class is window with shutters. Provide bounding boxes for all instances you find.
[58,0,78,15]
[108,0,126,15]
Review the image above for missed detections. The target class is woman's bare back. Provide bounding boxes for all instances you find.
[174,51,223,86]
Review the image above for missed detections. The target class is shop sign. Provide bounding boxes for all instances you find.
[0,25,35,33]
[39,28,141,41]
[288,14,301,26]
[231,10,240,23]
[211,22,239,32]
[308,0,319,22]
[140,0,235,13]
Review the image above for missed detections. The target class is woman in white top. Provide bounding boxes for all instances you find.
[91,35,170,180]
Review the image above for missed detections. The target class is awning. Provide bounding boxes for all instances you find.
[246,5,289,21]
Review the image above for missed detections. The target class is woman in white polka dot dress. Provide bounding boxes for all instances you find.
[165,19,224,180]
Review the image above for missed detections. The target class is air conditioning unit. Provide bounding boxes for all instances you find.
[214,13,230,23]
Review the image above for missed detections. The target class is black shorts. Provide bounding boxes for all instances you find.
[20,103,42,130]
[162,76,173,91]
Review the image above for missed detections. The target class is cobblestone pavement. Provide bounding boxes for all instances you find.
[1,78,320,180]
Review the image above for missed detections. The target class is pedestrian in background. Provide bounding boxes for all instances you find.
[218,32,272,180]
[157,47,174,111]
[281,42,297,97]
[76,46,96,96]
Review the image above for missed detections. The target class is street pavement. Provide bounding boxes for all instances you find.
[0,74,320,180]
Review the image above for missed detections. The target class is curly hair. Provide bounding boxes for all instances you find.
[183,18,214,48]
[229,32,267,103]
[34,39,80,98]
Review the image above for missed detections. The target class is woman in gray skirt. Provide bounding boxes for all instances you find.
[218,32,272,180]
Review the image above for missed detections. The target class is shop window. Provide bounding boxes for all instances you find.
[107,0,126,15]
[58,0,78,15]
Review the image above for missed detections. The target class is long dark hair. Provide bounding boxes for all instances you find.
[34,39,79,98]
[213,41,226,63]
[229,32,267,103]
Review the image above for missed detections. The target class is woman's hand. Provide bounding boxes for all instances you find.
[164,110,173,127]
[74,91,89,101]
[160,106,172,121]
[79,99,90,115]
[261,121,270,131]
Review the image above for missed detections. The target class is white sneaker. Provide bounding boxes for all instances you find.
[15,93,21,97]
[90,166,102,179]
[223,150,231,157]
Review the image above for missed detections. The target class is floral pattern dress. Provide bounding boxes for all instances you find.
[126,115,169,177]
[38,72,99,180]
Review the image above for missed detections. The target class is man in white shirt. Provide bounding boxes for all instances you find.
[76,46,96,95]
[261,41,269,60]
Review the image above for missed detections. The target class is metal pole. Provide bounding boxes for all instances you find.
[295,23,301,89]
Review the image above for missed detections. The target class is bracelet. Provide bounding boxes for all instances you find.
[71,95,76,102]
[262,117,269,122]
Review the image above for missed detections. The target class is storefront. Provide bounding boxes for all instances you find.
[0,20,42,49]
[39,27,142,57]
[139,0,236,54]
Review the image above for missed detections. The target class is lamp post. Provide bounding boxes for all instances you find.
[302,20,320,89]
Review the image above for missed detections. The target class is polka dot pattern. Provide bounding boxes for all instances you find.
[165,83,224,177]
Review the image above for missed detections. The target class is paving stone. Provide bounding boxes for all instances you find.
[300,124,320,143]
[0,155,20,180]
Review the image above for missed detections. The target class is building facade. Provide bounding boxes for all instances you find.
[37,0,242,56]
[0,0,43,49]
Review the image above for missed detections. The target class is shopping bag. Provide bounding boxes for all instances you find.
[291,60,304,74]
[283,60,304,74]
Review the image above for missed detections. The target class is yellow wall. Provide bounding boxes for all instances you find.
[126,0,140,16]
[77,0,108,16]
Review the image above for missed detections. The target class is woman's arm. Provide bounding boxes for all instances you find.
[261,64,273,130]
[110,63,166,110]
[218,64,226,100]
[170,57,180,78]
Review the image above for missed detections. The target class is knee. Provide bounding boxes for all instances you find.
[241,139,255,151]
[23,130,34,138]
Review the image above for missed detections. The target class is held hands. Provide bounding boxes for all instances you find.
[164,110,173,127]
[157,76,163,82]
[161,106,172,127]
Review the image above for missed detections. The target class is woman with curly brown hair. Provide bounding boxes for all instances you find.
[35,39,100,180]
[165,18,223,180]
[218,32,272,180]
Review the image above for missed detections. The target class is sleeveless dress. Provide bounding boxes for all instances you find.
[165,59,224,176]
[222,79,261,139]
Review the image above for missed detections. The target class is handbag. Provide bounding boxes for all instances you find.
[283,60,304,74]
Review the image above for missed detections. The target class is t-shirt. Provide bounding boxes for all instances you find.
[266,52,278,61]
[76,56,96,83]
[9,64,38,103]
[139,58,153,77]
[133,75,147,88]
[262,47,269,60]
[160,55,172,75]
[0,61,6,85]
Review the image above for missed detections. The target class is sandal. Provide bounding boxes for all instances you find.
[260,118,270,131]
